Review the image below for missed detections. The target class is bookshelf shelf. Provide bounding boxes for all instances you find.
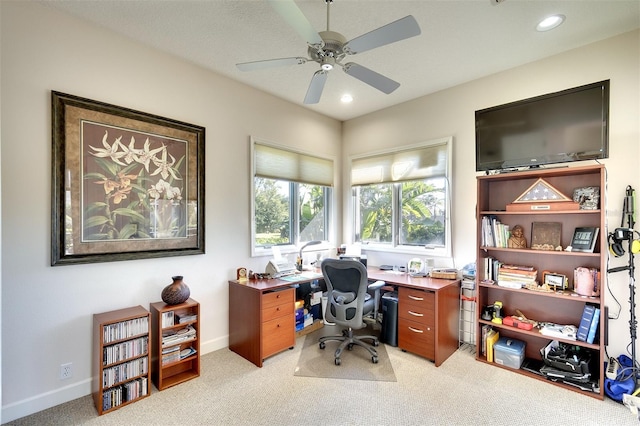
[475,164,605,399]
[92,305,151,415]
[150,298,200,391]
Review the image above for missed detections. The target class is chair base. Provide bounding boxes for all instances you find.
[318,327,379,365]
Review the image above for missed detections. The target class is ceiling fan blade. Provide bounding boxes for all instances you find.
[268,0,323,47]
[344,15,421,55]
[236,57,307,72]
[304,70,328,104]
[342,62,400,94]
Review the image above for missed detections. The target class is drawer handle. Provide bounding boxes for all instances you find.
[276,294,281,299]
[408,310,424,317]
[408,326,424,334]
[408,295,424,301]
[276,307,280,311]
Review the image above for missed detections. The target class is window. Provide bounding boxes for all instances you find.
[251,139,333,256]
[351,137,452,256]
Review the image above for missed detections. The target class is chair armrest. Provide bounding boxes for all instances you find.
[368,280,385,291]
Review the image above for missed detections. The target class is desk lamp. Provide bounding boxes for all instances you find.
[297,240,322,271]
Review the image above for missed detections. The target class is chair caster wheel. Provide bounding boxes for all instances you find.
[373,340,379,347]
[347,344,354,351]
[372,356,379,364]
[319,342,326,349]
[335,358,341,365]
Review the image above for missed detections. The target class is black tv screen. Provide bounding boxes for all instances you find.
[475,80,609,172]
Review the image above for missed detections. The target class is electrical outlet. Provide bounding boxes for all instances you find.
[60,363,73,380]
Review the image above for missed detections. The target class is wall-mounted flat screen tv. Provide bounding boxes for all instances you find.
[475,80,609,172]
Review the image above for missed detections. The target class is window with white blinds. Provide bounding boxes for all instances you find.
[350,137,452,256]
[351,140,448,186]
[254,142,333,187]
[251,139,333,256]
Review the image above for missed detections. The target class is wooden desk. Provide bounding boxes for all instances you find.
[228,273,322,367]
[367,270,460,367]
[228,269,459,367]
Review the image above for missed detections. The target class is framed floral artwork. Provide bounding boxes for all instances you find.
[51,91,205,265]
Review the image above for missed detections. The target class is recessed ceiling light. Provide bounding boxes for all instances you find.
[536,14,565,32]
[341,94,353,103]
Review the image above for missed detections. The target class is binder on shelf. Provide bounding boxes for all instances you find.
[587,308,600,344]
[577,304,596,342]
[486,329,499,363]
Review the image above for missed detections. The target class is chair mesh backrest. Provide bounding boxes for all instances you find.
[321,259,368,328]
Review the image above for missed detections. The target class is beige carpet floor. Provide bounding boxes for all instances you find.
[4,338,639,425]
[294,324,396,382]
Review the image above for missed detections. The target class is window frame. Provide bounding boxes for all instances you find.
[349,137,453,258]
[250,138,334,257]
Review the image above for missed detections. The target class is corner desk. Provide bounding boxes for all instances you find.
[228,268,460,367]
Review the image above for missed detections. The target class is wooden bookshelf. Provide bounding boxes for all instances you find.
[92,305,151,415]
[475,164,605,399]
[150,298,200,390]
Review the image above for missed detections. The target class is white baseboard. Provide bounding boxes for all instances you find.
[2,335,230,423]
[2,378,91,424]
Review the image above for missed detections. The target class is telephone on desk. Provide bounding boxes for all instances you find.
[265,259,297,278]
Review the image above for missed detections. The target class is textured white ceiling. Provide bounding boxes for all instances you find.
[44,0,639,121]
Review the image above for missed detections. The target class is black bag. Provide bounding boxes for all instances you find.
[540,341,592,375]
[539,365,591,383]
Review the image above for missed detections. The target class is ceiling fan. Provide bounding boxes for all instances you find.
[236,0,421,104]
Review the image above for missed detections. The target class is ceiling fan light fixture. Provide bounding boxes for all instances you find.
[321,63,334,71]
[536,14,565,32]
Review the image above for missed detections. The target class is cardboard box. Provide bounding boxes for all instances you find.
[310,291,323,306]
[493,337,525,369]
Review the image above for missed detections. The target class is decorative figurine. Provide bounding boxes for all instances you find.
[508,225,527,249]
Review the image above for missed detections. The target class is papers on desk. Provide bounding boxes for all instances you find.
[279,272,323,282]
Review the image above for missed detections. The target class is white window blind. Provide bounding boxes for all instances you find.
[351,141,448,186]
[254,142,333,187]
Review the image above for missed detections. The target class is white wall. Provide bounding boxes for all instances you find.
[343,30,639,365]
[0,2,341,422]
[1,0,639,422]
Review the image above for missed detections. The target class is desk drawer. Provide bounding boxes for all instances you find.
[261,314,295,358]
[262,288,294,309]
[398,287,434,326]
[262,300,294,322]
[399,287,435,311]
[398,317,435,360]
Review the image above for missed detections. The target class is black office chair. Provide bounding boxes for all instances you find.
[318,258,385,365]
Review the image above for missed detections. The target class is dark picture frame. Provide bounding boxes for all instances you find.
[571,227,599,253]
[51,91,205,266]
[530,222,562,251]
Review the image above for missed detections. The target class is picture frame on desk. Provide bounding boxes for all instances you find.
[51,91,205,265]
[571,227,599,253]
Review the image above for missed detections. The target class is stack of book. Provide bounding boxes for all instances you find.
[175,313,197,324]
[497,264,537,289]
[161,325,196,348]
[576,304,601,344]
[481,215,510,248]
[161,345,180,365]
